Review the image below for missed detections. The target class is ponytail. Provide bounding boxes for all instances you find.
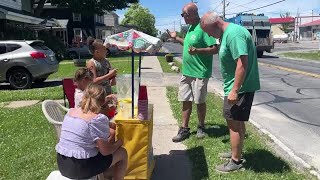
[81,83,106,113]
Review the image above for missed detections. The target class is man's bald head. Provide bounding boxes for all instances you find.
[200,12,224,38]
[183,3,198,14]
[181,3,200,25]
[200,12,221,28]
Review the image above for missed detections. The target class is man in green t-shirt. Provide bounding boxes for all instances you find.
[167,3,218,142]
[201,12,260,172]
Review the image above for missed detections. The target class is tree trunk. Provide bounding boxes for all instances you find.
[34,0,46,17]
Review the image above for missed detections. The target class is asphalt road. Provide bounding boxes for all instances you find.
[162,42,320,174]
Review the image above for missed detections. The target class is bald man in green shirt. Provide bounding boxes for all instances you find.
[201,12,260,173]
[167,3,218,142]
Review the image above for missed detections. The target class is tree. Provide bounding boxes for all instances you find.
[121,4,157,36]
[32,0,139,17]
[280,12,291,34]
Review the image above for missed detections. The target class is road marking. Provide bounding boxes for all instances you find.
[259,62,320,79]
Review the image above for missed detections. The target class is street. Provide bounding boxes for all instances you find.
[163,42,320,174]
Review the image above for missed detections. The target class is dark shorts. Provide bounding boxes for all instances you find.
[223,92,255,121]
[57,152,113,179]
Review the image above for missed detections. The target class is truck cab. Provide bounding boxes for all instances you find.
[226,13,274,57]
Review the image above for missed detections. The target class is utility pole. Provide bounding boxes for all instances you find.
[223,0,226,20]
[174,21,175,31]
[312,10,314,21]
[294,8,300,42]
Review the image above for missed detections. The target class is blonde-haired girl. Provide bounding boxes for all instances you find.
[56,84,127,180]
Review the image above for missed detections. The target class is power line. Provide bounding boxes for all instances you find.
[226,0,258,11]
[212,1,223,12]
[155,22,174,27]
[225,0,286,15]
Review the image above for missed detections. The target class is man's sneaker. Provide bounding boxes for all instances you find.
[196,126,206,139]
[215,159,244,173]
[218,151,245,162]
[172,127,190,142]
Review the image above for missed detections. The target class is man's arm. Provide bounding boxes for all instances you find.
[167,30,184,45]
[189,45,218,55]
[174,36,184,45]
[228,55,248,104]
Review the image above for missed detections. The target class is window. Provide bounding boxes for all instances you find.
[29,42,49,50]
[73,28,83,41]
[95,15,104,23]
[73,13,81,22]
[0,44,6,54]
[6,44,21,52]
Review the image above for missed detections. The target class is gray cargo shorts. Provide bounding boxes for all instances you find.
[178,75,209,104]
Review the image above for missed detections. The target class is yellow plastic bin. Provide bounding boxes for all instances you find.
[115,104,155,180]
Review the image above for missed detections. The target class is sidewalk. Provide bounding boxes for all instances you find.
[140,56,192,180]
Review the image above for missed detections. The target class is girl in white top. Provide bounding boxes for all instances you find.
[73,68,94,108]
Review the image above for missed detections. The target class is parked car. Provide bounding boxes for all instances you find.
[0,40,59,89]
[67,44,119,59]
[66,44,91,59]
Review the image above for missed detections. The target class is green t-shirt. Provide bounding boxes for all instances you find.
[219,23,260,96]
[182,23,216,78]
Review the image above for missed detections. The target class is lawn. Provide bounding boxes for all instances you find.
[157,56,182,73]
[280,51,320,61]
[0,105,57,180]
[0,86,63,102]
[166,87,314,180]
[49,56,139,80]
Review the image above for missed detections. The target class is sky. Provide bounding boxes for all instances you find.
[116,0,320,33]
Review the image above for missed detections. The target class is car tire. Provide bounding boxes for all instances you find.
[34,77,48,84]
[8,68,32,90]
[257,51,263,58]
[68,51,78,59]
[106,48,111,56]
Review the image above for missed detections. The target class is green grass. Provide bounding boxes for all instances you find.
[0,105,57,180]
[157,56,182,73]
[280,51,320,61]
[48,63,79,80]
[0,86,63,102]
[166,87,314,180]
[49,56,139,80]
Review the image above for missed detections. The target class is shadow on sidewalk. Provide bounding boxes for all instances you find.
[244,149,291,173]
[187,146,209,180]
[151,149,193,180]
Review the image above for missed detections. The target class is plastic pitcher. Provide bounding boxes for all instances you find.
[116,74,140,118]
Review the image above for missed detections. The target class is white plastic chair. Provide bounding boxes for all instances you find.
[46,170,101,180]
[42,100,69,139]
[42,100,106,180]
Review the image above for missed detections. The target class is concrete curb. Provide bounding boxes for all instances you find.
[276,55,320,64]
[2,99,65,108]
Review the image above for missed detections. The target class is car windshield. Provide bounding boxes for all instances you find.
[30,42,49,50]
